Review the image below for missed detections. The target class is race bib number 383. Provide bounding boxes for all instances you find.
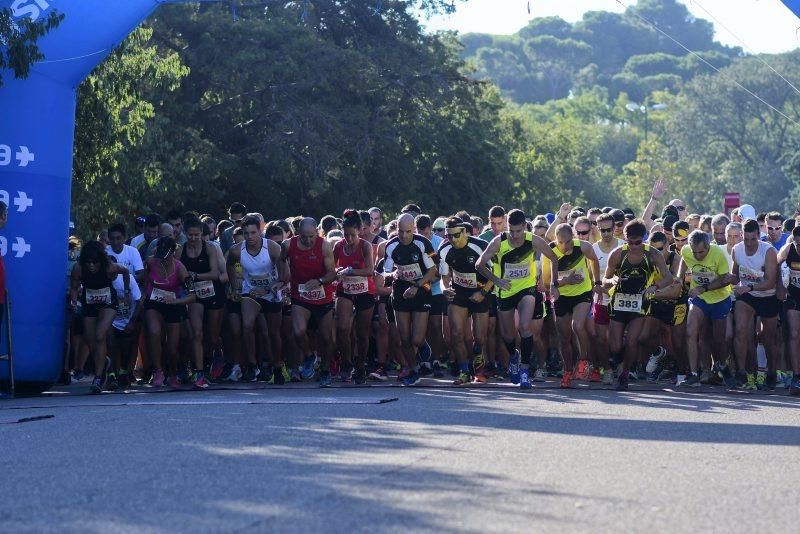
[613,293,643,313]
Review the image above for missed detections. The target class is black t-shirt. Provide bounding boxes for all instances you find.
[438,237,488,295]
[383,234,436,291]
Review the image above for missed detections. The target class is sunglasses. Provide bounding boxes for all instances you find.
[674,237,688,242]
[615,222,625,227]
[652,245,665,251]
[446,230,464,238]
[434,228,446,232]
[676,206,686,211]
[576,230,590,236]
[599,227,613,233]
[627,239,643,246]
[767,226,782,231]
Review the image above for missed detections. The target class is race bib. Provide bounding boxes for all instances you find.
[193,280,215,299]
[116,305,130,320]
[299,282,326,301]
[690,272,713,287]
[249,274,272,288]
[791,270,800,288]
[396,264,423,282]
[453,270,478,288]
[613,293,643,313]
[150,288,175,304]
[85,287,111,305]
[505,261,530,280]
[560,269,581,284]
[739,266,764,285]
[342,276,368,295]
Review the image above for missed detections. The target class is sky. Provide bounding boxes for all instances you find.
[421,0,800,54]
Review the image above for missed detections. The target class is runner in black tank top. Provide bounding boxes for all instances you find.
[776,227,800,394]
[69,241,131,394]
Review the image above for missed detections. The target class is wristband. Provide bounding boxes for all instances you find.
[594,281,602,287]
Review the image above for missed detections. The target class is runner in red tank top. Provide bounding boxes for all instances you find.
[281,217,336,386]
[333,210,377,384]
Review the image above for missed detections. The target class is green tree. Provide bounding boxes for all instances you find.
[0,7,63,87]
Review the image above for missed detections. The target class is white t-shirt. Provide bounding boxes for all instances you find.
[111,273,142,330]
[106,244,144,279]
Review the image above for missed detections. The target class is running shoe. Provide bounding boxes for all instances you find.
[519,369,532,390]
[755,370,766,390]
[680,373,701,388]
[258,363,272,382]
[616,370,629,391]
[243,364,260,383]
[508,350,521,385]
[560,371,572,389]
[177,364,192,384]
[534,368,547,382]
[473,354,486,378]
[193,372,209,390]
[72,370,85,382]
[494,363,508,380]
[369,365,388,382]
[432,360,444,378]
[90,376,103,394]
[210,353,225,380]
[301,355,318,380]
[714,361,737,389]
[290,368,302,383]
[401,369,420,386]
[353,367,367,385]
[783,371,794,389]
[227,364,242,382]
[340,367,353,383]
[789,378,800,396]
[453,371,472,386]
[269,365,286,385]
[699,369,712,384]
[106,373,119,392]
[645,346,667,374]
[319,371,332,388]
[152,368,165,387]
[473,372,488,384]
[397,368,412,382]
[602,368,614,385]
[167,375,181,389]
[742,373,757,392]
[734,370,747,389]
[117,371,131,390]
[657,369,677,384]
[418,361,433,377]
[575,359,588,381]
[589,368,602,382]
[774,370,787,389]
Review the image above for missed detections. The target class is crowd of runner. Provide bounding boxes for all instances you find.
[65,179,800,395]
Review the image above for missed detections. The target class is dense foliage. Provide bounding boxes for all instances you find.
[6,0,799,233]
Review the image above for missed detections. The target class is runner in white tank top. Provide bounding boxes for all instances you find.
[241,238,283,303]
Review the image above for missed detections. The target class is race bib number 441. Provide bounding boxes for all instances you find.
[396,264,423,282]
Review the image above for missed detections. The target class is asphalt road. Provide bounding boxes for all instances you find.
[1,380,798,533]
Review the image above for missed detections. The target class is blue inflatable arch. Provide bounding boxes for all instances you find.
[0,0,229,392]
[1,0,800,392]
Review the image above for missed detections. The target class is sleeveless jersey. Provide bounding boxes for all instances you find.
[609,245,655,314]
[492,231,537,299]
[438,236,489,296]
[181,241,223,301]
[146,258,184,304]
[240,238,282,303]
[784,243,800,301]
[550,239,592,297]
[81,265,116,306]
[732,241,775,298]
[289,236,334,304]
[334,238,375,296]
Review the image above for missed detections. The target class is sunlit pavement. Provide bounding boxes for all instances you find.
[1,381,798,533]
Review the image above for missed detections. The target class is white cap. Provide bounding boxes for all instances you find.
[739,204,756,220]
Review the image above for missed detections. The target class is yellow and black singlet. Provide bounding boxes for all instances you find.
[493,231,537,299]
[550,239,592,297]
[609,244,655,315]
